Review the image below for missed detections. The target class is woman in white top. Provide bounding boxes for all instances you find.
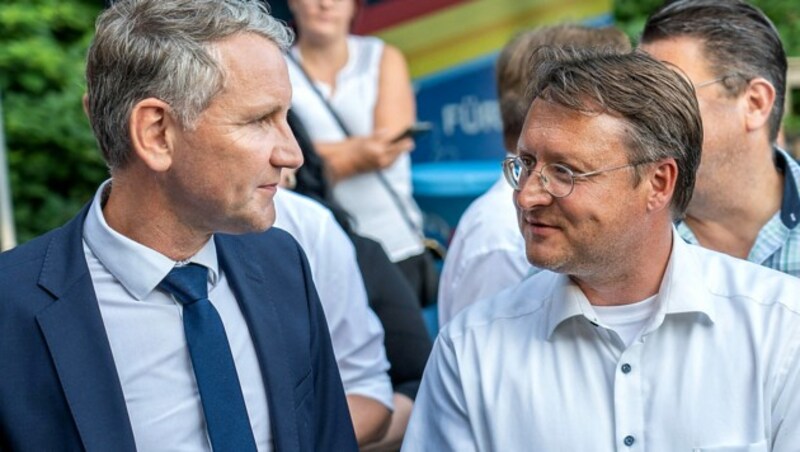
[285,0,434,449]
[286,0,434,305]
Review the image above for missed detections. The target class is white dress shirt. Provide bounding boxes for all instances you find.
[403,231,800,451]
[437,177,529,327]
[273,189,394,409]
[82,181,272,451]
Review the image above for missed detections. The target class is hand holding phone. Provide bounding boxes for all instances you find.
[391,122,433,143]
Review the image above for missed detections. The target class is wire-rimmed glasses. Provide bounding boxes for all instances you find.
[502,155,645,198]
[693,73,744,90]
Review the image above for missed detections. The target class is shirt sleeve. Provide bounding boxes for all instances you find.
[438,246,528,328]
[311,209,394,410]
[401,333,476,452]
[351,234,432,400]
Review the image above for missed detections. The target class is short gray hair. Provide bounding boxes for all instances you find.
[86,0,293,170]
[526,48,703,218]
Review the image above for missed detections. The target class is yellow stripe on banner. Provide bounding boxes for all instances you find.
[376,0,612,78]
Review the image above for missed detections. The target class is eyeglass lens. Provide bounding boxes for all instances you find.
[503,158,575,198]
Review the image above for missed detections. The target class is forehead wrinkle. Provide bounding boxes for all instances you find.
[209,35,291,114]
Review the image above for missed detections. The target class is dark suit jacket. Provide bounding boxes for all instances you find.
[0,205,357,451]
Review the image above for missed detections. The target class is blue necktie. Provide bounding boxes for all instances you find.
[159,263,258,452]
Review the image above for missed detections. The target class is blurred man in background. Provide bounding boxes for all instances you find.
[640,0,800,277]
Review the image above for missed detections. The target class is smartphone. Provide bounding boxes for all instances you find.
[391,122,433,143]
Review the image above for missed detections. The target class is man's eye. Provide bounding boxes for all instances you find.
[550,164,573,176]
[520,156,536,169]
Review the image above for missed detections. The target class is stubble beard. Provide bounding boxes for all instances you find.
[525,233,625,281]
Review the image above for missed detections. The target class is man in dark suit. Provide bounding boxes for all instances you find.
[0,0,357,450]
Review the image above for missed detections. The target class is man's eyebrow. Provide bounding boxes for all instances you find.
[247,103,283,120]
[517,145,593,167]
[554,151,594,169]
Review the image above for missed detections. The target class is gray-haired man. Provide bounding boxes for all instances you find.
[0,1,356,450]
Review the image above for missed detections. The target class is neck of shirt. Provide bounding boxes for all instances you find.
[592,294,659,348]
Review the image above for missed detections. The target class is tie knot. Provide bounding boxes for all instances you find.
[159,263,209,305]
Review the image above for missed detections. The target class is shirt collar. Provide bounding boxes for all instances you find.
[545,274,598,338]
[774,147,800,229]
[545,228,715,339]
[83,179,220,300]
[652,228,716,322]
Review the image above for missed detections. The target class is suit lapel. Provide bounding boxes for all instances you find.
[217,233,300,452]
[35,207,137,452]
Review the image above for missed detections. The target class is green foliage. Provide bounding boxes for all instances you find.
[756,1,800,57]
[1,0,106,243]
[611,0,662,46]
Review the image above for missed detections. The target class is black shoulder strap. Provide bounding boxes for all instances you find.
[285,50,425,240]
[286,51,353,136]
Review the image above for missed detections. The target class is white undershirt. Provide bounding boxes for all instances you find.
[593,294,659,348]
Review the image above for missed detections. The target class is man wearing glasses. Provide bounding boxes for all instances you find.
[640,0,800,277]
[401,49,800,450]
[436,25,631,328]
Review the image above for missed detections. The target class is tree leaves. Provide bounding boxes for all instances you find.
[1,0,104,242]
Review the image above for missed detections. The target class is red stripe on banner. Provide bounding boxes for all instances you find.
[353,0,469,35]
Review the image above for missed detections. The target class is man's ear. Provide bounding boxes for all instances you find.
[645,158,678,214]
[129,98,175,172]
[742,77,776,134]
[82,93,90,119]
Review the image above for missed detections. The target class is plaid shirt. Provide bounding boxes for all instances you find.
[678,147,800,277]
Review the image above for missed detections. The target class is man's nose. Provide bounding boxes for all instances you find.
[272,121,304,170]
[514,173,553,210]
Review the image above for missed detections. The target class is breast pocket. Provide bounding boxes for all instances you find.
[693,440,768,452]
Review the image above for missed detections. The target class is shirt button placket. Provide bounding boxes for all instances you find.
[614,346,643,451]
